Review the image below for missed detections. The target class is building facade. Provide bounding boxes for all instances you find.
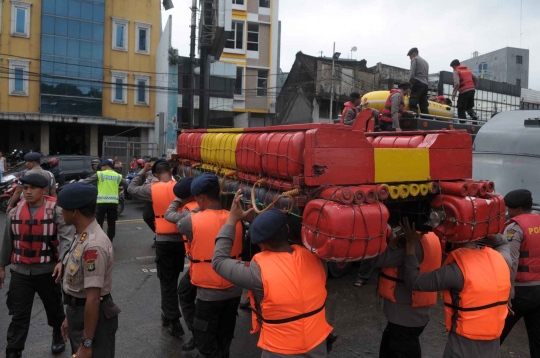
[461,47,530,88]
[0,0,166,157]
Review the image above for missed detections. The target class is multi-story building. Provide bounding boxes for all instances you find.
[461,47,529,88]
[0,0,169,157]
[220,0,279,127]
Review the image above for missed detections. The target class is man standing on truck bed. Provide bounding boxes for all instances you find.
[379,82,413,132]
[450,59,479,122]
[499,189,540,357]
[407,48,430,115]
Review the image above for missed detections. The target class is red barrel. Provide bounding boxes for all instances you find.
[468,183,479,197]
[302,200,390,261]
[178,133,205,161]
[349,186,377,204]
[439,182,469,197]
[261,131,305,180]
[372,135,425,148]
[177,133,191,159]
[431,194,505,243]
[317,187,355,205]
[236,133,267,175]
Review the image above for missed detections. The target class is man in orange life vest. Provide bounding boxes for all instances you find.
[500,189,540,357]
[127,159,186,338]
[375,226,441,358]
[341,92,362,125]
[0,174,74,358]
[164,178,200,352]
[379,82,414,132]
[212,190,336,357]
[450,59,479,122]
[401,218,512,358]
[176,173,243,358]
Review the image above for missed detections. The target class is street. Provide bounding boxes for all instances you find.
[0,200,531,358]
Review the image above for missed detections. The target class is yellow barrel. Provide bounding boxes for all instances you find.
[398,184,409,199]
[389,186,400,200]
[362,91,453,118]
[409,183,420,197]
[201,133,242,169]
[419,183,430,196]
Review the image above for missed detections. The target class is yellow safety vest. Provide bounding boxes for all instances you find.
[97,170,122,204]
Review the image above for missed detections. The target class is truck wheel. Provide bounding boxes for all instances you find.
[0,197,9,212]
[328,262,351,278]
[117,201,125,216]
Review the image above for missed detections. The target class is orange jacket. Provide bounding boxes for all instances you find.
[181,201,199,253]
[505,213,540,282]
[443,247,510,340]
[151,181,179,235]
[379,232,441,307]
[190,209,243,289]
[248,245,333,354]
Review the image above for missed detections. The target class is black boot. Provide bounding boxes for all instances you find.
[6,350,22,358]
[167,320,185,338]
[51,327,66,354]
[161,313,170,327]
[182,336,197,351]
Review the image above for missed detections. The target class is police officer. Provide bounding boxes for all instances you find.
[82,160,127,242]
[379,82,414,132]
[7,152,57,212]
[128,159,186,338]
[0,174,73,358]
[375,227,441,358]
[401,219,512,358]
[164,178,199,351]
[407,47,429,115]
[212,191,335,357]
[142,157,159,248]
[450,59,479,122]
[58,183,120,358]
[500,189,540,357]
[175,173,243,358]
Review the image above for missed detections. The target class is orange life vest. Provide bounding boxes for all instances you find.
[378,232,441,307]
[151,181,178,235]
[457,66,475,92]
[248,245,333,354]
[443,247,510,340]
[190,209,243,289]
[340,101,359,125]
[10,196,59,265]
[505,214,540,282]
[380,89,404,123]
[181,201,199,254]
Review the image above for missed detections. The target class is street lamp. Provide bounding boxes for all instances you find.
[350,46,357,59]
[329,42,341,121]
[163,0,174,10]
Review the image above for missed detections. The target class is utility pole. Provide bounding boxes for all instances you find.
[329,42,335,120]
[189,0,197,129]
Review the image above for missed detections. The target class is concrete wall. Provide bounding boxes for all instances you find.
[372,63,410,90]
[317,62,377,96]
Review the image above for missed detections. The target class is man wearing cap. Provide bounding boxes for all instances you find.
[500,189,540,357]
[379,82,414,132]
[174,173,243,358]
[58,182,120,358]
[6,152,56,213]
[81,160,127,242]
[128,160,187,338]
[407,48,430,115]
[450,60,479,122]
[341,92,362,125]
[212,191,334,357]
[0,174,74,358]
[165,178,200,351]
[402,218,512,358]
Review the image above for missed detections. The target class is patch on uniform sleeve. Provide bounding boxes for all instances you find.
[83,250,98,261]
[79,232,88,242]
[46,208,53,215]
[86,260,96,272]
[506,229,516,242]
[68,275,74,284]
[243,261,250,267]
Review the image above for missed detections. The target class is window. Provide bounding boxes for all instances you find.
[112,17,128,51]
[259,0,270,7]
[110,71,128,104]
[257,70,268,97]
[232,0,245,10]
[516,78,521,87]
[516,55,523,64]
[135,22,151,55]
[232,0,244,4]
[234,66,244,97]
[247,24,259,52]
[134,74,150,105]
[225,20,244,53]
[11,1,31,38]
[9,58,30,96]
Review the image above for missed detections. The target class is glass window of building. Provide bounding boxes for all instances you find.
[259,0,270,8]
[225,20,245,53]
[112,17,129,51]
[134,74,150,106]
[135,22,151,55]
[11,1,31,38]
[247,24,259,52]
[516,55,523,65]
[257,70,268,97]
[111,71,128,104]
[234,66,244,97]
[9,59,30,96]
[232,0,246,10]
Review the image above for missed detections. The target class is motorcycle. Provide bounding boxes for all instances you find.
[0,180,18,212]
[7,149,24,167]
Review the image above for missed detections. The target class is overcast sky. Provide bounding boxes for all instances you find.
[162,0,540,90]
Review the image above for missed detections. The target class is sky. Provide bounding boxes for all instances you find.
[162,0,540,90]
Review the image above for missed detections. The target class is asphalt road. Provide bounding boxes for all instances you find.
[0,200,531,358]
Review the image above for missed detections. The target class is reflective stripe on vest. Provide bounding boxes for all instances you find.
[457,66,475,93]
[151,181,179,235]
[190,209,243,289]
[248,245,333,355]
[505,214,540,281]
[10,197,59,265]
[380,89,404,123]
[378,232,442,307]
[443,247,510,341]
[97,170,121,204]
